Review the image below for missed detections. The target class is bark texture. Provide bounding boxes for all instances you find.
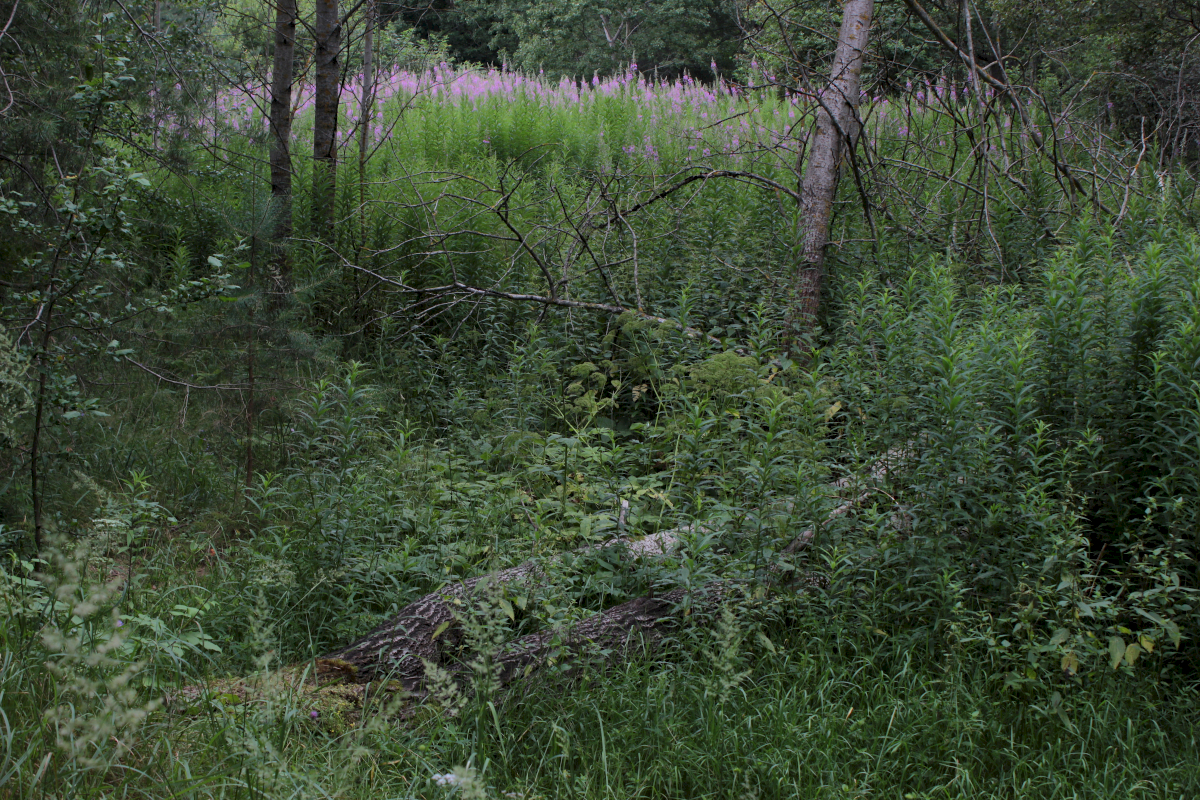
[321,527,692,688]
[320,455,901,695]
[312,0,341,236]
[357,0,376,258]
[793,0,875,326]
[268,0,297,286]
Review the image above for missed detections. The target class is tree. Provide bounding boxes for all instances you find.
[387,0,516,66]
[506,0,742,81]
[269,0,298,288]
[792,0,875,328]
[0,0,92,195]
[313,0,342,237]
[358,0,377,258]
[391,0,742,81]
[0,1,232,550]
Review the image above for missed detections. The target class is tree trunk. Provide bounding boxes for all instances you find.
[792,0,874,328]
[358,0,375,253]
[28,254,64,554]
[312,0,341,238]
[268,0,298,287]
[152,2,163,151]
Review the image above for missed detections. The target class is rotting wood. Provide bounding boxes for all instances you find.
[318,452,901,694]
[319,524,695,688]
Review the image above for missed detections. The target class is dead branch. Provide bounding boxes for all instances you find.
[901,0,1112,215]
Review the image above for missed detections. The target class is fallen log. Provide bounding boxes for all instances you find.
[318,454,900,694]
[318,525,695,689]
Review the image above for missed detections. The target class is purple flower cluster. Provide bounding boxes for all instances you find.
[202,62,813,160]
[200,64,996,170]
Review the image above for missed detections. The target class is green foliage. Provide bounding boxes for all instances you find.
[0,156,232,541]
[395,0,742,79]
[826,213,1200,693]
[740,0,947,92]
[4,5,1200,797]
[0,333,30,447]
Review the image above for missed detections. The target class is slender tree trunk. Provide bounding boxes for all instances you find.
[152,2,163,151]
[358,0,375,256]
[269,0,298,288]
[312,0,341,238]
[30,343,50,553]
[244,328,255,493]
[28,248,66,553]
[792,0,874,328]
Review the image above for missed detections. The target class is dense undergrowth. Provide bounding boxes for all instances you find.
[3,62,1200,800]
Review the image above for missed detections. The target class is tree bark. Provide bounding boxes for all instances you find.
[268,0,298,287]
[357,0,375,255]
[317,458,898,692]
[792,0,874,328]
[28,250,65,554]
[312,0,341,238]
[320,526,696,688]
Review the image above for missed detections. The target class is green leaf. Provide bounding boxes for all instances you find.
[1049,628,1069,647]
[498,597,515,621]
[431,620,451,640]
[1165,619,1181,649]
[1108,636,1125,670]
[1124,642,1142,666]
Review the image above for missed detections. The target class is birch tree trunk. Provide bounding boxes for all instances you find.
[312,0,341,238]
[268,0,298,287]
[792,0,874,327]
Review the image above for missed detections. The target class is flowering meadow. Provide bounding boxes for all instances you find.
[216,63,809,171]
[208,63,1092,177]
[193,62,1118,338]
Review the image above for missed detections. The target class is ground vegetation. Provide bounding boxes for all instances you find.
[2,2,1199,798]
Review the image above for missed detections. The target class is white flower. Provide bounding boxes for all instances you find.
[432,773,460,787]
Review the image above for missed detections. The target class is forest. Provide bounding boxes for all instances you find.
[2,0,1199,797]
